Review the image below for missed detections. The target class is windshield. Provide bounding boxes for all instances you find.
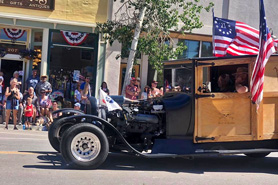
[164,63,193,94]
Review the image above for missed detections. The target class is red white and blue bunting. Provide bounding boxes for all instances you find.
[3,28,25,41]
[60,31,88,46]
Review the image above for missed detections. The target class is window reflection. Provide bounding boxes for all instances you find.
[164,64,192,93]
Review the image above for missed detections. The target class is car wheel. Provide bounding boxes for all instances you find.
[244,152,270,158]
[60,123,109,169]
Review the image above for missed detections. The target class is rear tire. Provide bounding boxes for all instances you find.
[60,123,109,169]
[244,152,270,158]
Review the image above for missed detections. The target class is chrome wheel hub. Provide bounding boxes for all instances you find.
[71,132,101,162]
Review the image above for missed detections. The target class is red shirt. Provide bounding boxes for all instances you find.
[25,104,33,117]
[125,84,138,100]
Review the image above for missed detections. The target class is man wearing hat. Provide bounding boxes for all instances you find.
[234,67,249,93]
[125,77,141,100]
[26,69,40,90]
[150,80,162,98]
[36,75,52,96]
[74,102,81,110]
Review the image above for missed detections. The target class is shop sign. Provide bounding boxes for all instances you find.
[0,0,55,11]
[6,48,19,54]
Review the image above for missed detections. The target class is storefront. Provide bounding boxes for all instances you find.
[0,27,29,89]
[0,0,108,98]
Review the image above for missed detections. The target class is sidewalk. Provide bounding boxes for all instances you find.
[0,123,48,131]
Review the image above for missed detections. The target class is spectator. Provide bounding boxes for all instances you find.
[38,89,52,118]
[49,101,61,122]
[0,76,4,124]
[26,69,40,90]
[80,76,92,97]
[125,77,140,100]
[74,82,82,103]
[101,81,110,95]
[4,78,21,130]
[135,77,141,99]
[150,80,161,98]
[23,87,38,123]
[141,85,150,100]
[11,71,22,90]
[74,102,81,110]
[36,75,52,96]
[17,86,23,126]
[80,76,92,112]
[24,97,33,130]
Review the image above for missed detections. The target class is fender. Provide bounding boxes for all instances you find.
[61,114,179,158]
[52,108,84,115]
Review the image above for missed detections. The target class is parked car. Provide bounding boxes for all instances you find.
[48,55,278,169]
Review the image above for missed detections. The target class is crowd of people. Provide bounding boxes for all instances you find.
[1,69,93,130]
[125,77,164,100]
[0,67,167,130]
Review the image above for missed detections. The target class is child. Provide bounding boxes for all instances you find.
[24,97,33,130]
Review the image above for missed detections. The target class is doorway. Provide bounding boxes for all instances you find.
[0,59,23,88]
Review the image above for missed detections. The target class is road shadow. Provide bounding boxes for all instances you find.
[22,151,278,174]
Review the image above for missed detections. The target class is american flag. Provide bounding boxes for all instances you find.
[213,16,278,57]
[251,0,276,105]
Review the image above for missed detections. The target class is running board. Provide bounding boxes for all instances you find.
[136,148,278,158]
[195,148,278,154]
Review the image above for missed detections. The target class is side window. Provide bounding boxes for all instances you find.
[164,64,193,93]
[201,64,249,93]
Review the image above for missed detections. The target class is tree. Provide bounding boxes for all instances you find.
[96,0,214,95]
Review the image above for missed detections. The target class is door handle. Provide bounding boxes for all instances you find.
[195,94,215,99]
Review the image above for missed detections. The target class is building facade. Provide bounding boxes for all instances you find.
[0,0,108,99]
[104,0,278,95]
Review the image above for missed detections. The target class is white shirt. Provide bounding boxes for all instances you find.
[74,90,81,102]
[141,92,148,100]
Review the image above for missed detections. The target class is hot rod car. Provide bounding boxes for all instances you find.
[48,55,278,169]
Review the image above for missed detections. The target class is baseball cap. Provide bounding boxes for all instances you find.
[130,77,136,81]
[74,103,81,107]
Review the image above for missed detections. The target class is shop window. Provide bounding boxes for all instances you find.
[0,29,27,42]
[178,40,213,59]
[178,40,200,59]
[33,46,42,70]
[201,64,249,93]
[49,46,95,101]
[81,49,93,61]
[34,32,43,42]
[51,31,95,48]
[201,41,213,57]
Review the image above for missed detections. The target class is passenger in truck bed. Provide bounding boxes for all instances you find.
[217,74,234,92]
[233,67,249,93]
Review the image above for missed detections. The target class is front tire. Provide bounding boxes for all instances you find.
[60,123,109,169]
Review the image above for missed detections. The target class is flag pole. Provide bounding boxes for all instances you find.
[212,8,216,56]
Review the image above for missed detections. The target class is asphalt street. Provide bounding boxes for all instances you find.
[1,126,278,185]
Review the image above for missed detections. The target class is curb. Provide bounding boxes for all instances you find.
[0,124,48,131]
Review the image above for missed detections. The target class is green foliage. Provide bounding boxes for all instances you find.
[96,0,214,73]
